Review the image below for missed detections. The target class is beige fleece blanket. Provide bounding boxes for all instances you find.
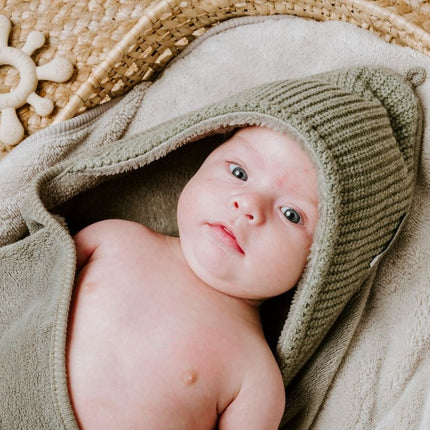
[1,15,430,429]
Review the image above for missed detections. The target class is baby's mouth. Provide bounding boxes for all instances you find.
[209,224,245,255]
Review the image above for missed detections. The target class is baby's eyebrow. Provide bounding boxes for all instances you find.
[232,132,260,151]
[300,197,319,227]
[302,195,318,208]
[235,138,268,164]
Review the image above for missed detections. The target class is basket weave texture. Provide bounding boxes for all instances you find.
[1,0,429,157]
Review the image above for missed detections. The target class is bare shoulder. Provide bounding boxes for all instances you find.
[219,339,286,429]
[73,219,162,260]
[78,218,152,235]
[75,219,157,244]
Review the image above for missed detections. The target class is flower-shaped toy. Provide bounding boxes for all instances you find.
[0,15,73,146]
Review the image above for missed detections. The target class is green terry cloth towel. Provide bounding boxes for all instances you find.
[0,66,424,429]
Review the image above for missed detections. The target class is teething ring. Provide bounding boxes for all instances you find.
[0,15,73,147]
[0,47,38,110]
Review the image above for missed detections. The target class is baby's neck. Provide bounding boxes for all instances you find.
[164,234,263,329]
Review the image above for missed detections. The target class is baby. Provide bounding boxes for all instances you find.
[0,66,421,429]
[66,126,319,429]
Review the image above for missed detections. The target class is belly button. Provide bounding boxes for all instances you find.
[182,369,198,386]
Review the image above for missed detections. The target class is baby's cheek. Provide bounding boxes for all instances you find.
[278,236,309,278]
[178,180,205,212]
[177,188,195,229]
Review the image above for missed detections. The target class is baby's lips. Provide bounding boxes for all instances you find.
[208,223,245,255]
[221,224,245,255]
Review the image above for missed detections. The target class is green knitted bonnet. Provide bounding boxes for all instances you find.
[187,66,424,384]
[72,66,423,386]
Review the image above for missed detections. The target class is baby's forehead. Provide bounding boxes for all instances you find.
[218,126,308,162]
[230,126,283,142]
[216,126,318,188]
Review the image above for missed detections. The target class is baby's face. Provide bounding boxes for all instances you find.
[177,126,319,301]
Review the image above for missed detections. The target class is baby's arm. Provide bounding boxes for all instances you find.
[218,362,285,430]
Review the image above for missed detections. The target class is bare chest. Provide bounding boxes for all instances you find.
[68,257,251,429]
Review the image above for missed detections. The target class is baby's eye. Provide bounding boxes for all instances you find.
[281,207,302,224]
[229,163,248,181]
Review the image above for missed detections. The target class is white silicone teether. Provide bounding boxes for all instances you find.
[0,15,74,146]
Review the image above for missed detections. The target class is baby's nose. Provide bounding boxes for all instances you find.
[232,194,265,224]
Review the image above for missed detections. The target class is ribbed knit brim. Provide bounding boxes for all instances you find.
[72,66,423,385]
